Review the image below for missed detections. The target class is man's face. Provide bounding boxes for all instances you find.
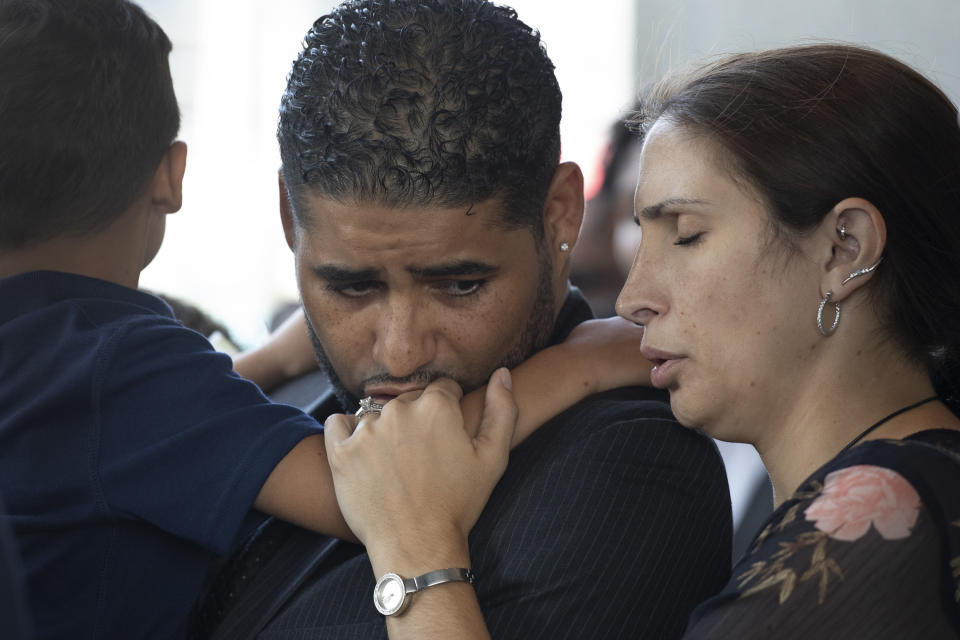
[288,194,559,409]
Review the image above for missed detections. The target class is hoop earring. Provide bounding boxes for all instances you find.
[841,257,883,286]
[817,291,840,336]
[838,222,847,241]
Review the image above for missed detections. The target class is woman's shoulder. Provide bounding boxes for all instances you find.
[682,430,960,639]
[812,429,960,519]
[903,428,960,459]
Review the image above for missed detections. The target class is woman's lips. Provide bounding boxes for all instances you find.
[641,347,685,390]
[649,357,683,389]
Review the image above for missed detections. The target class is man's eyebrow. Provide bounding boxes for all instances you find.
[312,265,380,283]
[408,260,498,279]
[636,198,711,223]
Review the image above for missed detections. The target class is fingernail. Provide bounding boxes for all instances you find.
[500,367,513,391]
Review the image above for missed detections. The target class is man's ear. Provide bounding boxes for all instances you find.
[818,197,886,302]
[541,161,585,272]
[278,173,296,251]
[151,141,187,214]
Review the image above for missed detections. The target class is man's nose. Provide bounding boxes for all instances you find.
[371,296,438,378]
[615,242,664,327]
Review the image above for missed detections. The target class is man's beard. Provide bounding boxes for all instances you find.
[303,318,360,413]
[494,248,556,372]
[304,250,556,413]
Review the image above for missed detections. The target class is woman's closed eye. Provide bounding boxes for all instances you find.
[674,231,705,246]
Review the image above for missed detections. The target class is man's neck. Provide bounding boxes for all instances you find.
[546,285,593,346]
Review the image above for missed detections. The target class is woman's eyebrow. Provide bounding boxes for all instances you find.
[637,198,711,222]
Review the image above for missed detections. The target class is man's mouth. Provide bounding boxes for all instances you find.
[363,384,427,405]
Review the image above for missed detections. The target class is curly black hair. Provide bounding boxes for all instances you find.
[278,0,562,237]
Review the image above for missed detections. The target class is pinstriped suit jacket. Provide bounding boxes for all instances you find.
[198,292,733,639]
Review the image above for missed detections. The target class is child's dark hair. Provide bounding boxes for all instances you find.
[0,0,180,249]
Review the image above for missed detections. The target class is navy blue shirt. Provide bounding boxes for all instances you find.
[0,271,321,639]
[0,493,32,640]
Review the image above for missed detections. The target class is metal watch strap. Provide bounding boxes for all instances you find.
[374,568,475,616]
[405,568,475,593]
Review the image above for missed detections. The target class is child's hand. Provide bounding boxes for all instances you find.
[563,317,651,394]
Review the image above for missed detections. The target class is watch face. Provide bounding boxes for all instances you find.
[374,573,406,616]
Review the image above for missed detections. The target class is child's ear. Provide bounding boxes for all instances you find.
[151,141,187,214]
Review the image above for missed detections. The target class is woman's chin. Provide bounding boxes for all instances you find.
[668,392,715,437]
[668,393,698,428]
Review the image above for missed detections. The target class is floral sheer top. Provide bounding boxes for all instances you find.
[683,430,960,639]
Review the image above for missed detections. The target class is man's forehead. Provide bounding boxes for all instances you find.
[294,192,540,268]
[295,192,520,233]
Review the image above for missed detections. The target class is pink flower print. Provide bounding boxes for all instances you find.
[804,465,920,542]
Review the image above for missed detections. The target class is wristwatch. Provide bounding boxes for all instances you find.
[373,568,476,616]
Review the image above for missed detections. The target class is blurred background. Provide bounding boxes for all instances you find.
[138,0,960,343]
[136,0,960,559]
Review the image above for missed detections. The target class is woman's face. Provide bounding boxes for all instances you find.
[616,119,823,444]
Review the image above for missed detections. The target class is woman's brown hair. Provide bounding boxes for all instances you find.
[636,44,960,407]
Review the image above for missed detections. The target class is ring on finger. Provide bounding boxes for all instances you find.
[355,396,385,418]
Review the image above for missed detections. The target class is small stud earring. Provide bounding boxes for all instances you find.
[559,242,570,252]
[838,222,847,241]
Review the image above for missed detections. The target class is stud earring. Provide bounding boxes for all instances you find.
[559,242,570,252]
[838,222,847,241]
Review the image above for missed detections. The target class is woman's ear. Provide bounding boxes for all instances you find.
[819,197,886,302]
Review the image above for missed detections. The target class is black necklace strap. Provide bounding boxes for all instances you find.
[839,396,940,454]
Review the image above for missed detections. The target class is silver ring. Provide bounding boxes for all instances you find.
[355,396,384,418]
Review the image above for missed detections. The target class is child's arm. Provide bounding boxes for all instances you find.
[232,308,318,392]
[253,433,358,540]
[250,316,649,541]
[461,316,650,445]
[231,310,355,538]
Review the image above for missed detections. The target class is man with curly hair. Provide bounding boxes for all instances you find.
[194,1,733,637]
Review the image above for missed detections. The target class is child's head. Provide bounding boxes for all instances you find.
[0,0,180,250]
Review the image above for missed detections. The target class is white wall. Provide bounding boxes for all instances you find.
[137,1,332,344]
[633,0,960,104]
[509,1,638,196]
